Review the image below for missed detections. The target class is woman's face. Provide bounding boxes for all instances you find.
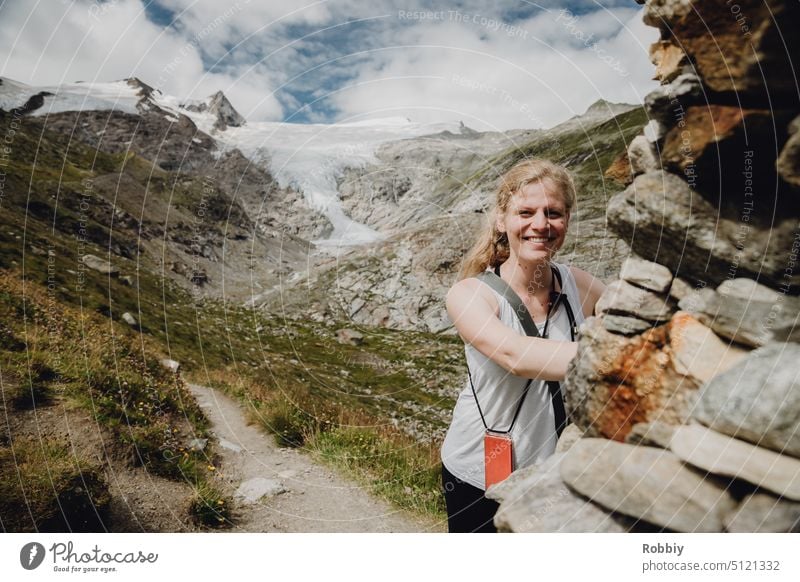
[496,179,570,264]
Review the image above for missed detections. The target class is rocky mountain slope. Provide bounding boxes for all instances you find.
[0,77,323,301]
[2,77,644,330]
[259,100,647,332]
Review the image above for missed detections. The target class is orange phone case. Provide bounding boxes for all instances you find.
[484,432,513,489]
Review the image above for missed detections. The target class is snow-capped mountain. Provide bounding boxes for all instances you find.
[1,76,480,248]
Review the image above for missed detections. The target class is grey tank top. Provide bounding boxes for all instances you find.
[440,262,586,490]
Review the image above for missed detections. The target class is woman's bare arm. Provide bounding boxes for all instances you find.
[569,266,607,318]
[446,279,578,381]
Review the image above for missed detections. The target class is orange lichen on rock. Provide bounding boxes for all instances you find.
[650,41,686,83]
[595,383,651,442]
[591,325,671,441]
[605,151,633,186]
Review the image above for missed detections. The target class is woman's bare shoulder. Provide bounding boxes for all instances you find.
[446,277,500,315]
[568,266,607,317]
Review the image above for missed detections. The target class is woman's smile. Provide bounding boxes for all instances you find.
[522,235,553,244]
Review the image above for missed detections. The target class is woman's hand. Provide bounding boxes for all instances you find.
[446,278,578,381]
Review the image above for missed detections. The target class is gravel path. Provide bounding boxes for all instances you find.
[188,384,443,532]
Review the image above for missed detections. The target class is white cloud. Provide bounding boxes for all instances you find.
[0,0,659,129]
[0,0,283,119]
[326,7,659,130]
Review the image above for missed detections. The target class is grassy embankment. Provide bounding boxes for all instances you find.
[0,272,224,530]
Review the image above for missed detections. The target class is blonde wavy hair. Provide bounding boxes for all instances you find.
[458,159,576,280]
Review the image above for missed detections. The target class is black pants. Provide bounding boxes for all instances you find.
[441,464,499,533]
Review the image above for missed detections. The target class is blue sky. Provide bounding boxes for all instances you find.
[0,0,659,130]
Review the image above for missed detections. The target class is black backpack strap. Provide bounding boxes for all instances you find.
[475,270,539,336]
[473,265,574,438]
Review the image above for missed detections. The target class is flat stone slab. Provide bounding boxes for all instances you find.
[489,453,628,533]
[561,438,735,532]
[620,257,673,293]
[679,288,800,347]
[724,493,800,533]
[669,312,748,384]
[235,478,287,504]
[625,421,677,450]
[596,279,675,323]
[607,171,799,291]
[602,314,654,336]
[692,342,800,458]
[717,278,782,302]
[81,254,119,275]
[669,425,800,501]
[555,424,584,454]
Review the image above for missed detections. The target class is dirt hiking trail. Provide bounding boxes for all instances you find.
[188,384,444,532]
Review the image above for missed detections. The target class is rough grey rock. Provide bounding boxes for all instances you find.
[607,171,800,292]
[667,277,694,302]
[81,254,119,276]
[693,343,800,458]
[371,305,390,327]
[625,421,677,449]
[620,256,673,293]
[595,279,675,322]
[188,438,208,452]
[489,453,628,532]
[724,493,800,533]
[669,312,748,384]
[121,312,138,327]
[555,424,584,454]
[336,328,364,346]
[160,358,180,373]
[644,73,703,124]
[560,439,736,532]
[642,0,693,30]
[602,314,654,336]
[777,115,800,188]
[643,119,666,143]
[627,135,659,176]
[670,425,800,501]
[207,91,246,130]
[678,287,800,347]
[348,298,365,317]
[717,278,782,302]
[234,477,287,504]
[183,90,245,131]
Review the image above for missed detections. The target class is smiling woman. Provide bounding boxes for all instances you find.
[440,158,606,533]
